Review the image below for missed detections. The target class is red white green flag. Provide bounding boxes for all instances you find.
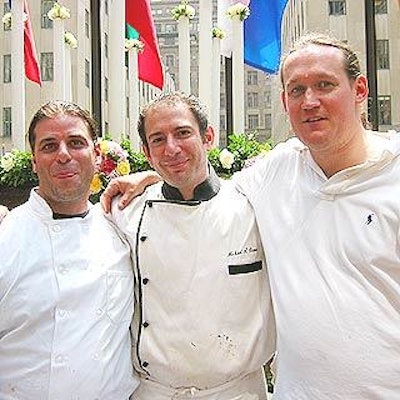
[125,0,164,89]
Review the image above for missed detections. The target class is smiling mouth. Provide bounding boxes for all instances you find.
[304,116,326,123]
[54,172,77,179]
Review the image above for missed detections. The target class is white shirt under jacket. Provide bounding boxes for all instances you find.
[111,175,275,399]
[0,190,138,400]
[235,131,400,400]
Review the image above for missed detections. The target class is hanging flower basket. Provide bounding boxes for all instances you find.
[47,2,71,20]
[64,31,78,48]
[227,3,250,21]
[171,3,195,21]
[125,38,144,53]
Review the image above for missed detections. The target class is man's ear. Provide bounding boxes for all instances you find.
[141,144,153,167]
[354,74,369,104]
[203,126,215,150]
[31,155,37,173]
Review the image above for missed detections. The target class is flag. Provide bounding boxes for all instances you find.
[23,0,41,85]
[244,0,288,74]
[126,0,164,89]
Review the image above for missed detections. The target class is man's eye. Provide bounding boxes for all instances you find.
[289,86,305,97]
[177,130,191,137]
[70,139,86,148]
[41,143,57,152]
[318,81,334,89]
[150,136,164,146]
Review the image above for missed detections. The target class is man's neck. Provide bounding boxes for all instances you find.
[311,128,368,178]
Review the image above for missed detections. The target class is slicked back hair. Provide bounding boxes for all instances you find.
[28,100,98,152]
[138,91,209,150]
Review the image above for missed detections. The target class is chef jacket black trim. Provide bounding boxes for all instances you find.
[161,164,221,201]
[228,261,262,275]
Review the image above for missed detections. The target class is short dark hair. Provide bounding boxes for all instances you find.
[280,32,362,86]
[28,100,98,152]
[137,91,209,149]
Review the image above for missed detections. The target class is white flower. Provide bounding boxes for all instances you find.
[212,27,225,39]
[125,38,144,53]
[219,149,235,169]
[227,3,250,21]
[1,153,15,172]
[2,12,12,29]
[64,31,78,48]
[47,2,71,21]
[171,3,195,21]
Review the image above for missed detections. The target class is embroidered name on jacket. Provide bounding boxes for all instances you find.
[227,246,261,275]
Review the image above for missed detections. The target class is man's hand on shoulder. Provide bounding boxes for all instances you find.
[100,171,161,213]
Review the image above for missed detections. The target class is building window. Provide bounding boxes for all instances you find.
[165,24,177,33]
[2,107,12,138]
[328,0,346,15]
[41,0,54,29]
[375,0,387,14]
[126,96,129,119]
[3,1,11,31]
[247,71,258,85]
[376,40,389,69]
[40,52,54,81]
[104,33,109,59]
[265,114,272,130]
[165,54,175,68]
[105,77,109,102]
[3,54,11,83]
[85,9,90,38]
[378,96,391,125]
[85,58,90,88]
[265,90,271,107]
[105,0,109,15]
[248,114,259,130]
[164,36,175,46]
[247,92,259,108]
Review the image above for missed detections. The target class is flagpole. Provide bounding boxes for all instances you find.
[211,36,222,146]
[232,17,245,134]
[11,0,25,150]
[65,44,72,101]
[177,16,191,93]
[128,49,140,150]
[198,2,213,114]
[109,0,126,140]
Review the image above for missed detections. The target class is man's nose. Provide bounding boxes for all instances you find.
[56,142,72,163]
[164,136,181,156]
[301,88,320,110]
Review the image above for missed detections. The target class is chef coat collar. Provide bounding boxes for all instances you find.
[162,164,221,201]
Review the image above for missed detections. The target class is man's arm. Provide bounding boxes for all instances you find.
[101,170,161,213]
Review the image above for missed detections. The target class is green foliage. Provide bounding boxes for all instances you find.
[120,137,152,172]
[0,150,38,188]
[208,132,272,178]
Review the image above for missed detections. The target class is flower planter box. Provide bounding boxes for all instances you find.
[0,185,34,209]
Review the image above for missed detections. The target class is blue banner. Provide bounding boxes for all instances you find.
[244,0,289,74]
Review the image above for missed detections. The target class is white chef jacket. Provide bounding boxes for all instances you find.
[235,131,400,399]
[0,190,138,400]
[111,174,275,399]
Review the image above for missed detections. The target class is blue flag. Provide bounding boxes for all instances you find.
[244,0,288,74]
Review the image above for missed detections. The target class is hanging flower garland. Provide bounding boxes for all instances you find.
[227,3,250,21]
[125,38,144,53]
[64,31,78,48]
[2,12,28,29]
[212,27,225,39]
[47,2,71,20]
[171,2,195,21]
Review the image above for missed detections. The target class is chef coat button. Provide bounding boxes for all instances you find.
[140,235,147,242]
[143,278,149,285]
[143,361,149,368]
[148,201,153,207]
[53,224,61,233]
[143,321,149,328]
